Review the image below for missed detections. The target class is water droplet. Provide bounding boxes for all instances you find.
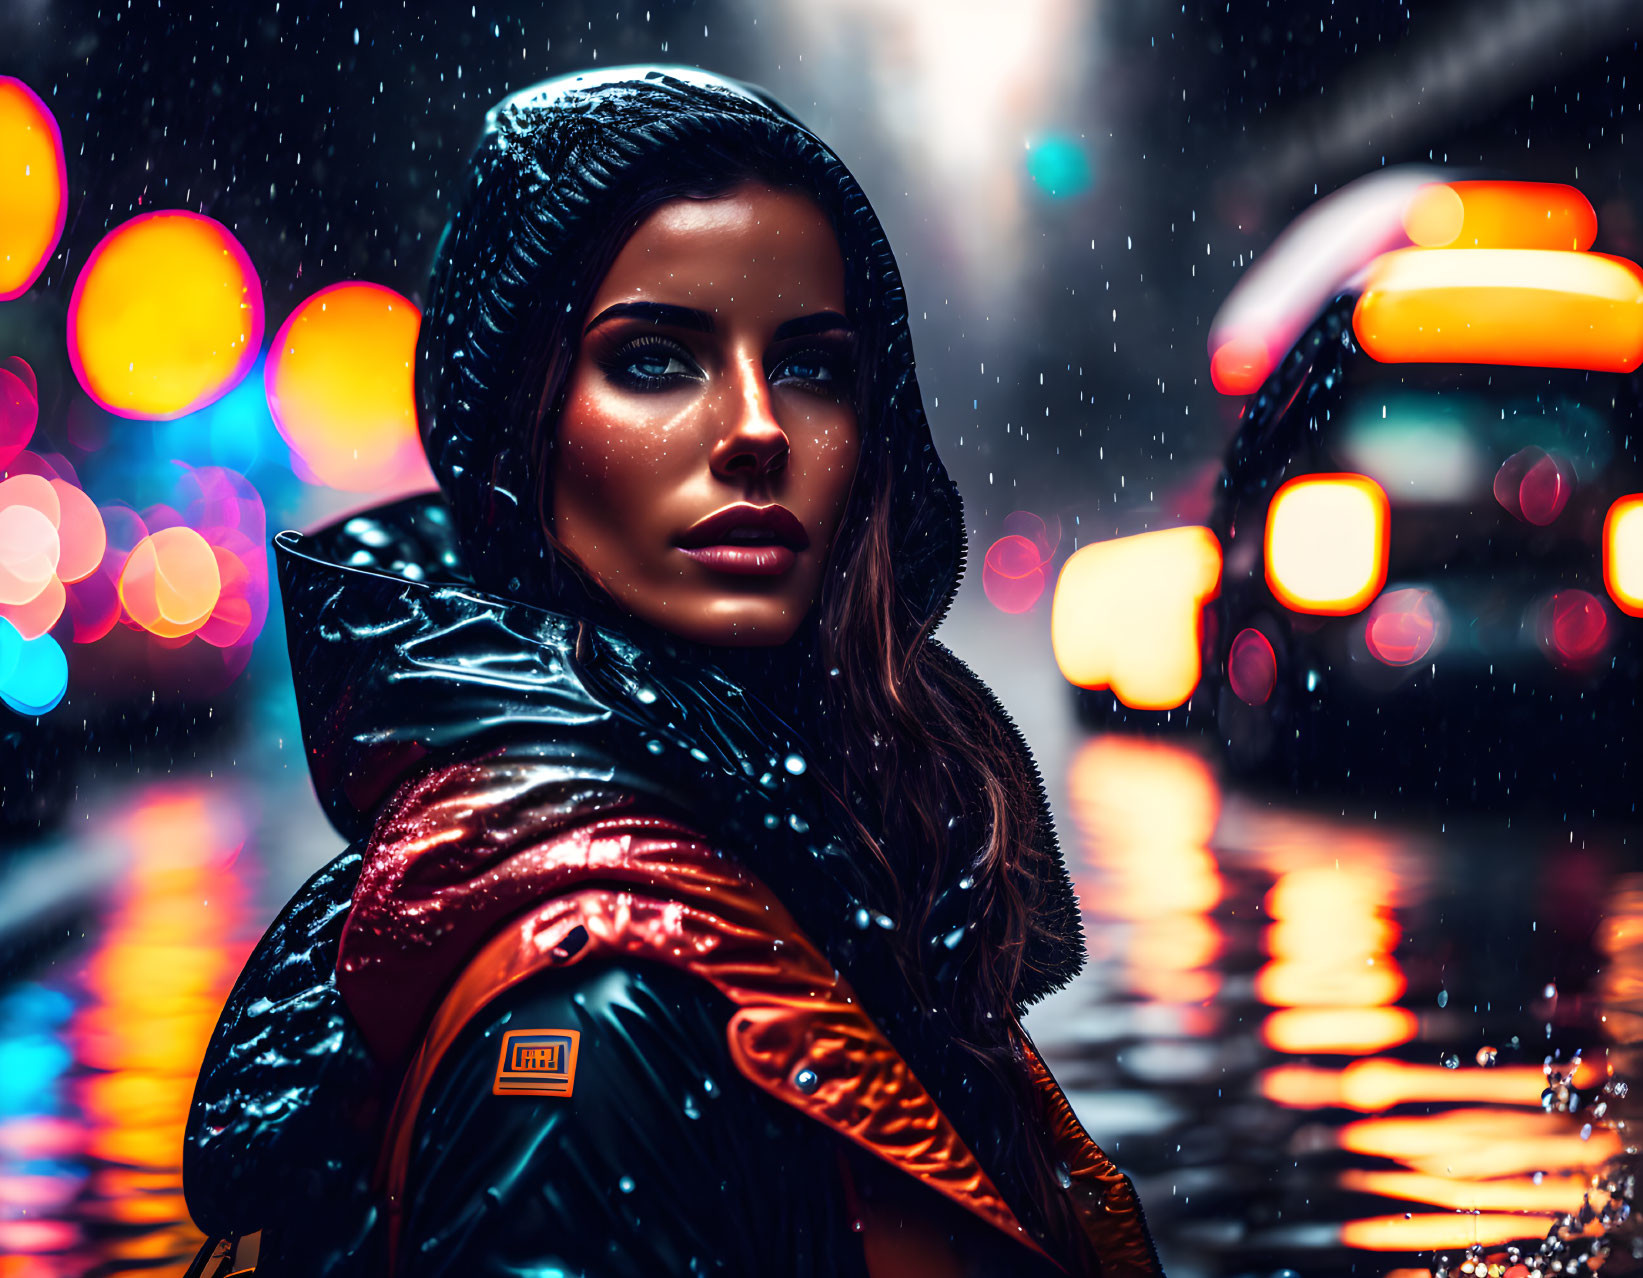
[682,1093,701,1119]
[635,685,658,704]
[958,875,975,890]
[1437,989,1449,1008]
[619,1175,636,1193]
[1476,1046,1498,1067]
[646,738,665,755]
[1544,983,1559,1000]
[1441,1053,1460,1069]
[788,813,809,833]
[942,925,967,949]
[793,1067,819,1093]
[852,908,871,930]
[784,753,807,775]
[1056,1162,1073,1189]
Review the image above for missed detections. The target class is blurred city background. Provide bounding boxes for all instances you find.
[2,1,1642,1274]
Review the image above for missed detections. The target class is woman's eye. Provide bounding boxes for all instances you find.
[772,350,850,390]
[629,351,693,379]
[602,339,702,389]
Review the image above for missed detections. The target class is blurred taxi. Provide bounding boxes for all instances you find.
[1054,180,1643,803]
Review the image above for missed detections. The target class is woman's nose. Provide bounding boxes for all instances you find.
[709,351,789,480]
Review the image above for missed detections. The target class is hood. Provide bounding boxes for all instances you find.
[415,64,964,630]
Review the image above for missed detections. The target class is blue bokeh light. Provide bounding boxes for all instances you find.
[0,983,75,1120]
[0,623,68,716]
[0,615,19,687]
[152,352,280,474]
[1026,135,1094,198]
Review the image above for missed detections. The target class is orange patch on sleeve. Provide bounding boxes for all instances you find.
[493,1028,581,1098]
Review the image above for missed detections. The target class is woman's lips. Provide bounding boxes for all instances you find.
[674,503,808,575]
[678,544,798,576]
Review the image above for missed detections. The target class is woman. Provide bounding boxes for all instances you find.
[184,66,1162,1278]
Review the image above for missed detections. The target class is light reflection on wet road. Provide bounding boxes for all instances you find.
[0,726,1634,1276]
[1031,733,1632,1278]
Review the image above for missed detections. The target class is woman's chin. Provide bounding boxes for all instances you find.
[630,595,806,648]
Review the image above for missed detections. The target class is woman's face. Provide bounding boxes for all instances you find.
[551,182,862,647]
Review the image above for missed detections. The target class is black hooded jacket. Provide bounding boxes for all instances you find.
[183,67,1160,1278]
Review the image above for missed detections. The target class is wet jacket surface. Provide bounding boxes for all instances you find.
[182,66,1164,1278]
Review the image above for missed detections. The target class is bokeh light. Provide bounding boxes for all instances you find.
[1227,627,1276,705]
[1363,587,1445,668]
[1208,335,1270,396]
[1403,181,1598,251]
[1051,525,1222,710]
[1603,494,1643,617]
[67,210,264,420]
[1493,446,1574,525]
[0,365,39,469]
[0,622,67,715]
[0,77,67,301]
[1355,247,1643,373]
[1025,134,1093,198]
[1536,588,1608,667]
[49,480,106,584]
[0,613,17,686]
[982,533,1048,612]
[0,574,64,640]
[117,527,222,639]
[64,565,120,645]
[265,281,429,491]
[152,356,279,473]
[1265,473,1389,616]
[0,475,61,605]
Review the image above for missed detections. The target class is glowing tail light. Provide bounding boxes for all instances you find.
[1050,526,1221,711]
[1403,181,1598,251]
[1354,247,1643,373]
[1604,495,1643,617]
[1265,474,1389,615]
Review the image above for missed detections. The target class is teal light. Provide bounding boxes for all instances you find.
[1027,135,1093,198]
[153,353,275,473]
[0,622,67,715]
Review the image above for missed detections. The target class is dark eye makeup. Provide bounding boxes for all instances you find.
[596,334,705,391]
[591,327,857,397]
[768,340,856,396]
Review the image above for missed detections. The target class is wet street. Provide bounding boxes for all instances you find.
[0,601,1633,1277]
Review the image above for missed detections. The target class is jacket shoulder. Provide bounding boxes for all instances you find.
[184,845,381,1239]
[393,956,865,1278]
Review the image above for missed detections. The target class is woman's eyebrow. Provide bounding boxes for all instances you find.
[583,301,714,335]
[771,311,853,341]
